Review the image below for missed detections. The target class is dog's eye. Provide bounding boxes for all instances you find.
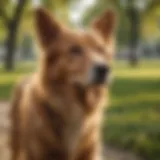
[69,45,83,55]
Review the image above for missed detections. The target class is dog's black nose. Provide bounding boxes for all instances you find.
[94,64,110,84]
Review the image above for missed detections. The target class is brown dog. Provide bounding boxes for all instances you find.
[10,8,116,160]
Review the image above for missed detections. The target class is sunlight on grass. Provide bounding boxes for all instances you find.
[112,92,160,107]
[114,70,160,78]
[113,60,160,78]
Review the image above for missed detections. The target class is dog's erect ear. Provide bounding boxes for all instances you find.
[34,8,61,49]
[92,10,116,41]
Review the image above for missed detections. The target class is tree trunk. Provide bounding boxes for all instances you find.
[5,23,17,71]
[4,0,27,71]
[127,7,140,66]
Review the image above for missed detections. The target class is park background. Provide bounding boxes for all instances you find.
[0,0,160,160]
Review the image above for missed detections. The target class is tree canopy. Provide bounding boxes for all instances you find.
[82,0,160,44]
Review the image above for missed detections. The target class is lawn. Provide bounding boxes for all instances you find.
[0,62,36,100]
[104,60,160,160]
[0,60,160,160]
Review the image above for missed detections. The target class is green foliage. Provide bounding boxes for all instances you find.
[40,0,71,23]
[0,0,72,41]
[0,0,30,41]
[20,0,72,38]
[82,0,160,45]
[0,0,12,40]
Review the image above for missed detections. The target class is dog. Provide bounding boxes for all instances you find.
[10,7,116,160]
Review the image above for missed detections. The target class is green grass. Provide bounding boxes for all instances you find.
[103,60,160,160]
[0,62,35,100]
[0,60,160,159]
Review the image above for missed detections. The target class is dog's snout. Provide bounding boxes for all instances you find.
[93,64,110,84]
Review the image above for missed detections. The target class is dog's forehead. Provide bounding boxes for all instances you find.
[65,28,105,47]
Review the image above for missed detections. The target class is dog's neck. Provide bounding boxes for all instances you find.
[33,74,106,115]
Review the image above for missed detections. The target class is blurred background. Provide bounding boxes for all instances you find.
[0,0,160,160]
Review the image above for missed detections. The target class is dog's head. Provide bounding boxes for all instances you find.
[35,8,116,87]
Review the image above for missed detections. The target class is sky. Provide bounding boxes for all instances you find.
[69,0,96,24]
[32,0,40,6]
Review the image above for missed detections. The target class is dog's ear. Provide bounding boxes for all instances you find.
[91,10,116,41]
[34,8,62,49]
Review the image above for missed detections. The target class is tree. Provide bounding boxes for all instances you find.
[0,0,73,71]
[82,0,160,66]
[0,0,28,71]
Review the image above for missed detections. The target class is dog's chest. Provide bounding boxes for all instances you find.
[62,119,82,154]
[63,107,84,149]
[40,103,84,154]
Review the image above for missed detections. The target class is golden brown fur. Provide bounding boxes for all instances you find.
[10,8,116,160]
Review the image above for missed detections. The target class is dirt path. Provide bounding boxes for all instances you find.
[0,102,142,160]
